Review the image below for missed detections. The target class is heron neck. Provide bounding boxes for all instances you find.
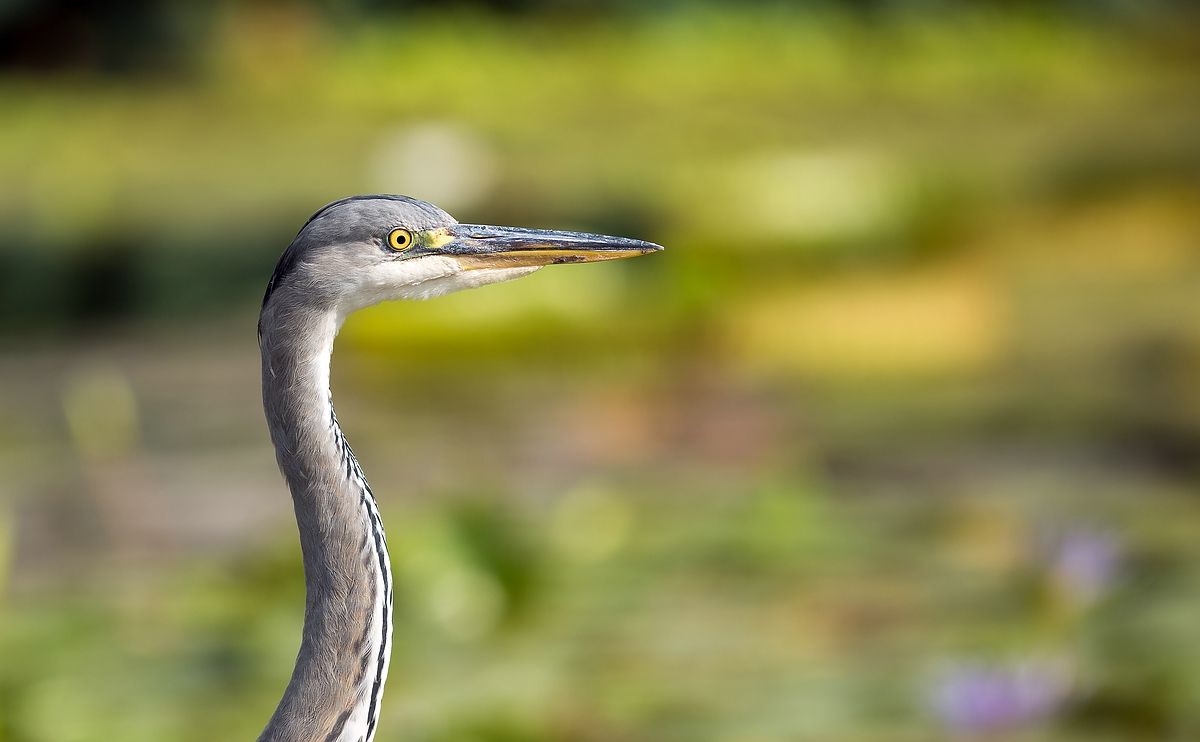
[258,301,392,742]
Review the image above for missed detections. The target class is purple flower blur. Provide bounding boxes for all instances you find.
[1046,527,1122,606]
[929,658,1073,736]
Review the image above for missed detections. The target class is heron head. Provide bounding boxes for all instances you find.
[261,195,662,320]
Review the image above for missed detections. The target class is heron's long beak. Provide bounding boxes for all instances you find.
[433,224,662,269]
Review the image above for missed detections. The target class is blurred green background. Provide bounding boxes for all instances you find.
[2,1,1200,740]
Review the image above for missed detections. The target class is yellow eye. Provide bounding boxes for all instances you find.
[387,228,413,251]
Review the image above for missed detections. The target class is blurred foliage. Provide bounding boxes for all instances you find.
[0,1,1196,330]
[5,485,1200,741]
[0,2,1199,742]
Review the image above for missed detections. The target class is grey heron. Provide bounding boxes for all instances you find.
[256,195,661,742]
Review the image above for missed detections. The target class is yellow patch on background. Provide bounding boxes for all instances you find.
[727,266,1008,380]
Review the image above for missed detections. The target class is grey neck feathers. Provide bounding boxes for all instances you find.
[258,297,393,742]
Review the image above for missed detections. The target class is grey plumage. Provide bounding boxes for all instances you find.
[256,195,661,742]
